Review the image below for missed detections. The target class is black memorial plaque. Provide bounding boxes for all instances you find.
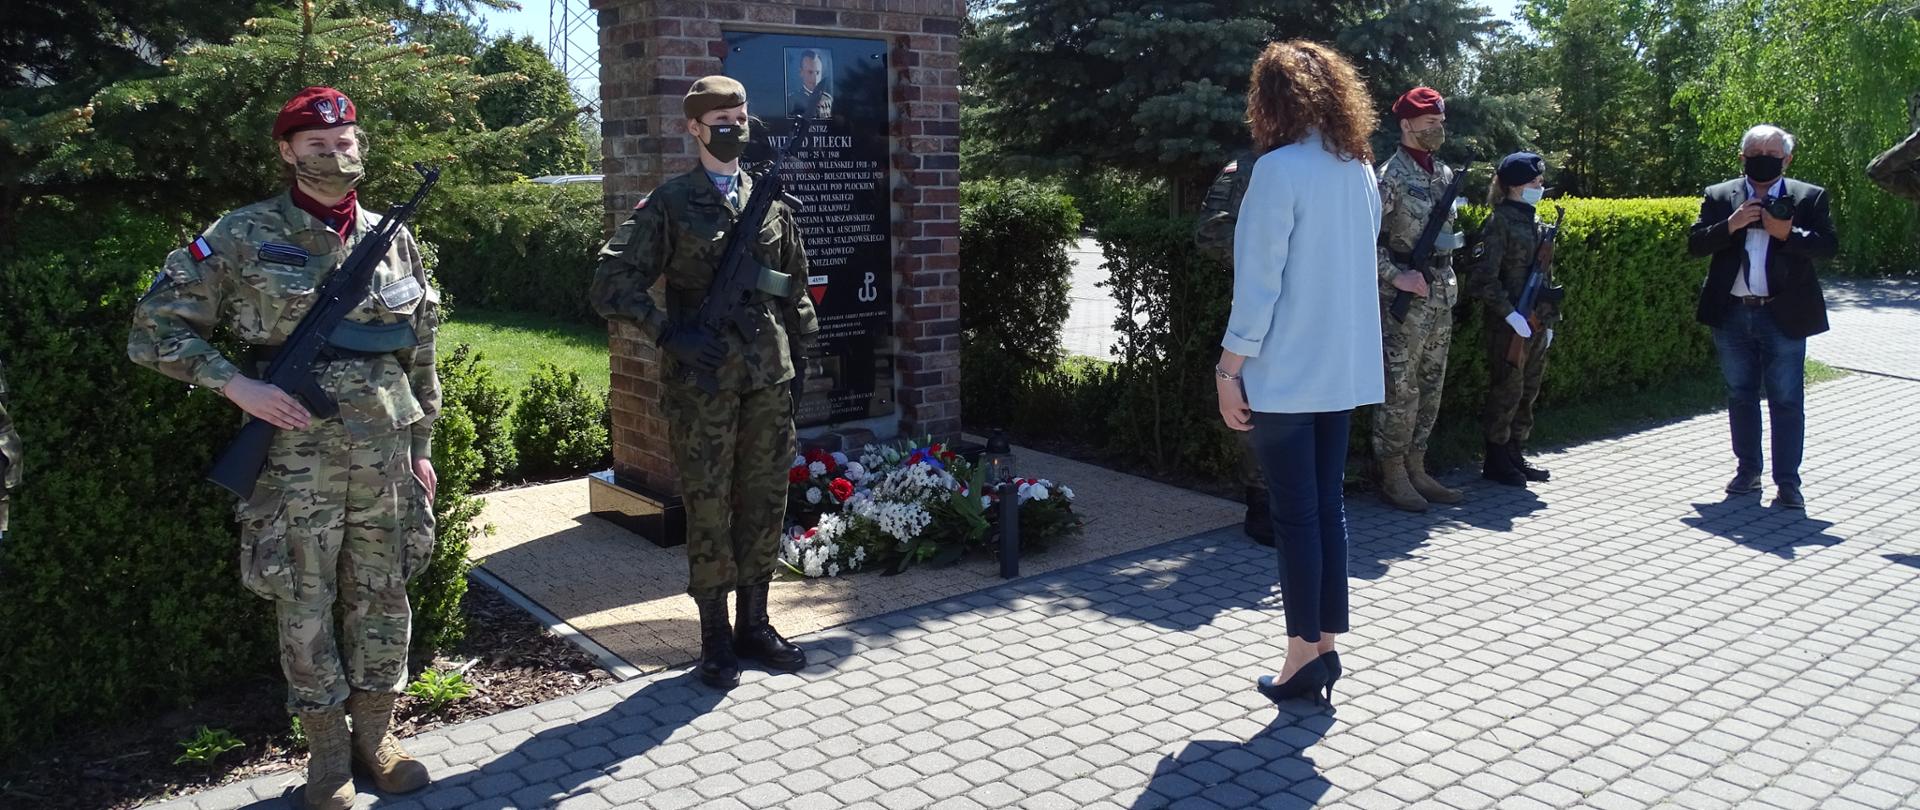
[724,32,893,428]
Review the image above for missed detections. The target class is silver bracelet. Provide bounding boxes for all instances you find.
[1214,366,1241,381]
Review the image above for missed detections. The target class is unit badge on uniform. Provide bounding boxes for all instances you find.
[257,241,310,267]
[1472,241,1487,259]
[377,275,425,309]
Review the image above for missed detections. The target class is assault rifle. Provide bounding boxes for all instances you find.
[675,115,811,395]
[208,163,440,499]
[1388,160,1473,322]
[1506,205,1567,369]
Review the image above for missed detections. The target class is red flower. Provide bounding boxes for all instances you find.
[805,448,837,473]
[830,478,854,501]
[788,466,809,484]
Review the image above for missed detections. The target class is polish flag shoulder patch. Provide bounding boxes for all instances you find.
[1221,160,1239,174]
[634,195,650,210]
[186,236,215,262]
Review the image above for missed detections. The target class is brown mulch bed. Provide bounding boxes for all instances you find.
[1,577,615,810]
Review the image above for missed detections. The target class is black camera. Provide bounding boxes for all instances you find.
[1763,195,1796,220]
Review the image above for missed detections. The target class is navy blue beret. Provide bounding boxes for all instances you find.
[1498,152,1546,186]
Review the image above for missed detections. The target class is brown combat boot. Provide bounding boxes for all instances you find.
[296,707,356,810]
[1378,454,1430,512]
[347,691,431,794]
[1406,452,1463,504]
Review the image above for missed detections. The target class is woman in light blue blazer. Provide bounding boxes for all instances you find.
[1214,39,1387,705]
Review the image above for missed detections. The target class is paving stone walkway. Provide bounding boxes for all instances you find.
[153,281,1920,810]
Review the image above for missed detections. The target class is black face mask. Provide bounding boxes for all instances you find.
[700,123,749,163]
[1743,154,1784,184]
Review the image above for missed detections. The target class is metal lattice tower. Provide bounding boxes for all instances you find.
[548,0,601,124]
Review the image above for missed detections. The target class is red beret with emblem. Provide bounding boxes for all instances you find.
[273,87,358,139]
[1391,87,1446,120]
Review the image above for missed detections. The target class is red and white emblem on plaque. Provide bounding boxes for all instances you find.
[807,274,828,305]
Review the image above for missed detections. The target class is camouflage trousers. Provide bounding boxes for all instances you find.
[1373,291,1454,458]
[236,419,434,711]
[1484,310,1552,445]
[662,381,793,601]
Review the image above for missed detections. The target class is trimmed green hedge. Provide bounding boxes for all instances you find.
[964,192,1718,481]
[0,200,482,760]
[417,181,605,326]
[959,179,1083,429]
[1439,198,1715,425]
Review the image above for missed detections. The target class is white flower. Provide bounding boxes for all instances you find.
[828,562,841,577]
[1029,484,1050,501]
[806,487,822,504]
[844,462,867,482]
[1061,486,1075,501]
[831,451,848,466]
[809,461,827,477]
[981,495,992,509]
[792,454,806,468]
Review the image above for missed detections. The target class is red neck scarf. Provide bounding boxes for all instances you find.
[1401,145,1435,174]
[290,185,358,242]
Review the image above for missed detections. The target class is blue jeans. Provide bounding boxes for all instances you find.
[1712,304,1806,487]
[1248,410,1352,643]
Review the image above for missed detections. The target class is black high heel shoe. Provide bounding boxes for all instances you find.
[1323,650,1342,701]
[1256,656,1331,704]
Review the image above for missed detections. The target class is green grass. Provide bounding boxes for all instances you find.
[1424,359,1848,471]
[441,308,609,395]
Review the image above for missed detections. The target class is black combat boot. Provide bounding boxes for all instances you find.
[1482,441,1528,487]
[735,583,806,672]
[695,597,741,689]
[1508,442,1550,482]
[1243,487,1275,547]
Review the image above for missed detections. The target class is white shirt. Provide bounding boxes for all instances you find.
[1732,178,1786,298]
[1225,131,1387,414]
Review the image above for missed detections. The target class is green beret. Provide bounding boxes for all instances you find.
[684,76,748,120]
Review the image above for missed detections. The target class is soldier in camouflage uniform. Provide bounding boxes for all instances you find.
[1195,149,1273,546]
[127,88,438,810]
[1469,152,1559,488]
[592,76,820,690]
[1372,88,1467,512]
[0,359,19,544]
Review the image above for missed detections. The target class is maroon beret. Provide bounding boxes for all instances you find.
[1392,87,1446,120]
[273,87,357,139]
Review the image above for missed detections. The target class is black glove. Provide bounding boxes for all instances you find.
[659,324,725,371]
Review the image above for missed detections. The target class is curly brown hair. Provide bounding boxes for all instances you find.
[1246,40,1376,163]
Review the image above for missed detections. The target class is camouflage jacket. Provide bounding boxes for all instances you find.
[0,359,18,492]
[1375,147,1461,307]
[1194,150,1259,265]
[1468,200,1561,324]
[128,192,442,457]
[591,168,819,391]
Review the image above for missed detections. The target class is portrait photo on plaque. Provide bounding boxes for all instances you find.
[784,48,834,120]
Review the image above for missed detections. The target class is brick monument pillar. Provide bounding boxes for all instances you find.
[587,0,964,545]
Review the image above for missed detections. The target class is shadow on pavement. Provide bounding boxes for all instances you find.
[228,634,860,809]
[1884,553,1920,570]
[1442,483,1548,534]
[1129,707,1335,809]
[1683,495,1845,559]
[1083,531,1275,632]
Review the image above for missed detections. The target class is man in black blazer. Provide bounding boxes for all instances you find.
[1686,124,1837,510]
